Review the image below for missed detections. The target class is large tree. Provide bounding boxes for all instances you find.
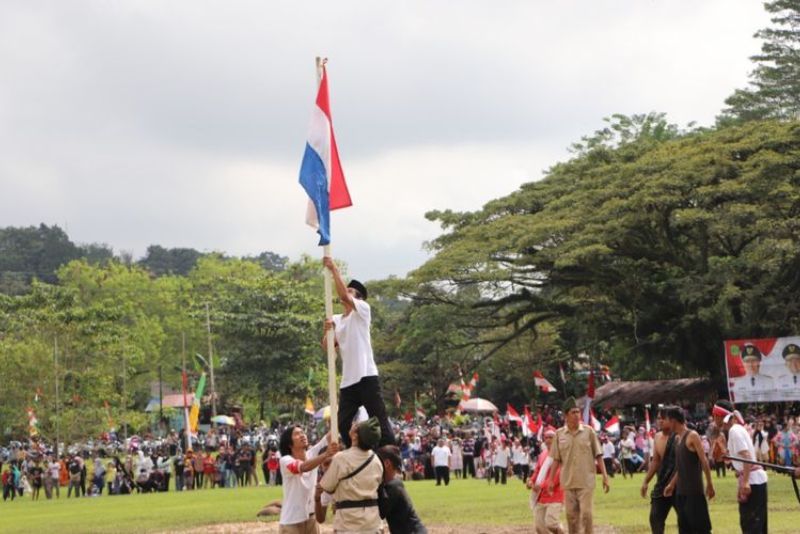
[412,119,800,384]
[722,0,800,123]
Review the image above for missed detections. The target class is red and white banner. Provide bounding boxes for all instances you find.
[604,415,620,434]
[533,371,557,393]
[724,336,800,403]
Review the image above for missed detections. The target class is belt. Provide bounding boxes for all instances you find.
[336,498,378,509]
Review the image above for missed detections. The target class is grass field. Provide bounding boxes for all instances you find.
[2,473,798,533]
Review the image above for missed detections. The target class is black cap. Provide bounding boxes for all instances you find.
[348,279,368,300]
[783,344,800,359]
[742,344,762,361]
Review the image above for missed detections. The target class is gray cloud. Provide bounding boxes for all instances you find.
[0,1,770,280]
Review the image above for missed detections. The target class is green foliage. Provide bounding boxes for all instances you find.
[412,120,800,385]
[721,0,800,123]
[0,254,327,440]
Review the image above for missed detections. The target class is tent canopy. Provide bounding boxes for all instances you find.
[593,378,714,408]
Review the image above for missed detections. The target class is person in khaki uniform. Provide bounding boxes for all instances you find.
[547,397,610,534]
[320,417,384,534]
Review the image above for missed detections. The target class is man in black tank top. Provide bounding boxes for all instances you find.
[663,406,715,534]
[641,408,677,534]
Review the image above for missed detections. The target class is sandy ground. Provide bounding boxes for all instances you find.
[172,520,619,533]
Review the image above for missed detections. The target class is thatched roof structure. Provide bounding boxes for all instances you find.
[593,378,714,408]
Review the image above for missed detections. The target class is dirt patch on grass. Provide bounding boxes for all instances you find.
[172,521,619,533]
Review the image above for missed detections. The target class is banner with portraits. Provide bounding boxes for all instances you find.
[724,336,800,403]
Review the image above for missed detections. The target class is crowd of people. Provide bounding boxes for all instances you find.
[5,256,800,534]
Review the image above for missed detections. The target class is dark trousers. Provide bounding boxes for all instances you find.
[338,376,396,448]
[740,482,767,534]
[434,466,450,486]
[675,494,711,534]
[604,457,615,477]
[462,455,475,478]
[650,496,675,534]
[494,465,507,484]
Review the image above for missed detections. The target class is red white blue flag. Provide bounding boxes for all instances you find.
[299,63,352,246]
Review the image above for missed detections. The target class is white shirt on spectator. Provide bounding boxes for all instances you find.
[602,441,616,459]
[432,445,452,467]
[728,423,768,485]
[493,446,510,468]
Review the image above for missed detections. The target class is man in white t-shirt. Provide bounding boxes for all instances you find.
[323,256,395,448]
[713,400,767,534]
[278,426,337,534]
[431,439,452,486]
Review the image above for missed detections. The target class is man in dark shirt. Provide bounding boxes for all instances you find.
[378,445,426,534]
[462,432,476,478]
[641,408,677,534]
[663,406,715,534]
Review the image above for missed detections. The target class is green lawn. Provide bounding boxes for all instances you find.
[2,473,798,533]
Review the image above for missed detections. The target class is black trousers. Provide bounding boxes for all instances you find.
[462,455,475,478]
[675,494,711,534]
[650,495,675,534]
[493,465,507,484]
[740,482,767,534]
[604,457,615,477]
[338,376,395,448]
[435,466,450,486]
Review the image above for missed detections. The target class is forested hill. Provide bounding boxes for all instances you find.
[0,224,287,294]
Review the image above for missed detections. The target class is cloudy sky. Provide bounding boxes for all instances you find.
[0,1,769,280]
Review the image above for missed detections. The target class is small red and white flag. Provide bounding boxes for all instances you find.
[522,406,533,437]
[559,363,567,384]
[604,415,620,434]
[590,409,601,432]
[533,371,557,393]
[645,407,651,434]
[506,403,522,424]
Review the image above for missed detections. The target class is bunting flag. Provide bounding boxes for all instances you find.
[506,403,522,423]
[604,415,620,434]
[26,407,39,437]
[189,372,207,434]
[533,370,557,393]
[299,62,352,246]
[583,370,595,427]
[468,372,479,391]
[304,396,315,416]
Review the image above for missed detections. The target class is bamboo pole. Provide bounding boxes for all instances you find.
[205,302,218,426]
[181,333,192,451]
[318,55,339,443]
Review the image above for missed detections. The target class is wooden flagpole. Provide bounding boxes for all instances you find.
[318,56,339,444]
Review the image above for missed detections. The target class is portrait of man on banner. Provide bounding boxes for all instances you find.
[725,339,776,402]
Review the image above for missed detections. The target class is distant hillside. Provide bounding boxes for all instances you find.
[0,224,287,294]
